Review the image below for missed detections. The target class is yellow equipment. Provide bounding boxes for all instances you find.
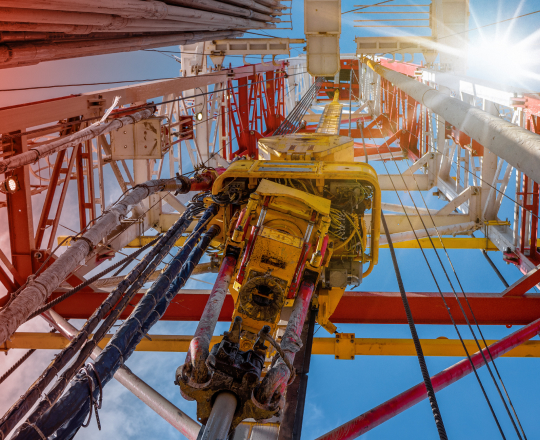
[211,91,381,341]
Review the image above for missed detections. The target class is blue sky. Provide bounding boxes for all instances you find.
[2,0,540,439]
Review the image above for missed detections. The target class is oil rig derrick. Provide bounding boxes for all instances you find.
[1,1,540,439]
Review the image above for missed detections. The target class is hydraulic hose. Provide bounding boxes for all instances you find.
[0,205,198,440]
[24,220,221,440]
[381,213,448,440]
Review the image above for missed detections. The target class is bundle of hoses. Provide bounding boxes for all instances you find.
[0,200,206,439]
[11,206,222,440]
[381,213,449,440]
[273,76,325,136]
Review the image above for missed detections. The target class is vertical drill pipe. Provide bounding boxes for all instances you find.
[0,206,195,439]
[200,392,238,440]
[315,315,540,440]
[186,254,238,382]
[255,280,316,405]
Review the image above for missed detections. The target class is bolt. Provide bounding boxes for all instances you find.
[350,339,354,343]
[124,145,127,148]
[336,339,340,343]
[34,251,43,260]
[123,131,127,134]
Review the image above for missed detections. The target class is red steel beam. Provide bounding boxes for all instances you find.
[5,132,35,281]
[503,266,540,297]
[26,290,540,325]
[316,315,540,440]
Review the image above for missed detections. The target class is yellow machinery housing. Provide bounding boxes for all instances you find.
[210,92,381,341]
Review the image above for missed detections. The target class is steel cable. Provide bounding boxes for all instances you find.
[371,80,528,439]
[381,213,449,440]
[356,75,523,439]
[26,236,161,321]
[273,76,324,135]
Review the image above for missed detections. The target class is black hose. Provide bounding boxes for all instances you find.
[0,205,198,439]
[381,213,448,440]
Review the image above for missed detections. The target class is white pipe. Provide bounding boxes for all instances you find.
[0,177,181,345]
[42,311,201,440]
[364,58,540,185]
[381,202,438,215]
[0,108,153,173]
[0,31,245,67]
[0,1,277,28]
[378,221,478,245]
[200,392,237,440]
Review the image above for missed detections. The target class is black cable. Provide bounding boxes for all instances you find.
[26,236,161,321]
[481,249,510,288]
[361,80,523,438]
[0,350,35,386]
[372,80,529,437]
[356,75,510,438]
[381,213,448,440]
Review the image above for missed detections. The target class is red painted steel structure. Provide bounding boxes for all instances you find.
[373,59,540,279]
[223,69,286,160]
[316,316,540,440]
[16,290,540,326]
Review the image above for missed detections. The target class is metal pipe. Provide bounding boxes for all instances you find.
[377,221,477,246]
[42,311,201,440]
[0,177,185,346]
[214,0,274,15]
[255,280,315,406]
[364,57,540,185]
[0,31,249,67]
[0,30,211,42]
[0,2,276,29]
[316,316,540,440]
[0,108,153,173]
[200,392,237,440]
[185,254,238,383]
[163,0,275,22]
[0,31,244,68]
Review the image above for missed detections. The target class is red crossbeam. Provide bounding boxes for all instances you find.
[21,290,540,325]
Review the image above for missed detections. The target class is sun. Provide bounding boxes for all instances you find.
[468,37,537,84]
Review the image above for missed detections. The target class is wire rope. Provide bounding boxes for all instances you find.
[381,213,448,440]
[354,68,510,438]
[360,72,529,437]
